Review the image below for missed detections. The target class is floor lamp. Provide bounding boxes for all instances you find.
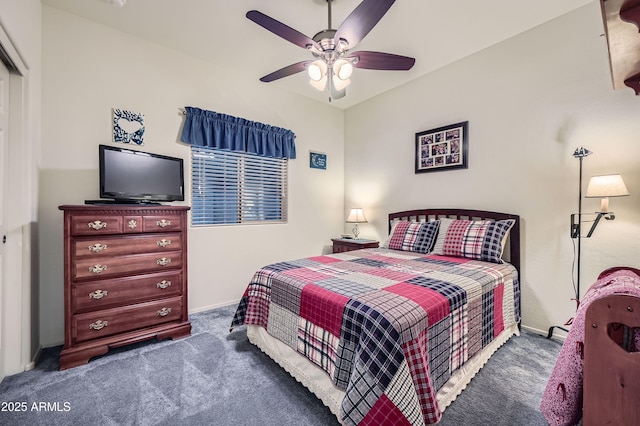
[547,147,629,339]
[570,147,592,304]
[546,147,591,338]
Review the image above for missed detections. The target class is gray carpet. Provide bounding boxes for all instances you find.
[0,304,561,425]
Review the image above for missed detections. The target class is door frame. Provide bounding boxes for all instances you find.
[0,21,31,379]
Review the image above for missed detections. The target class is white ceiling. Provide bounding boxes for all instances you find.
[41,0,596,109]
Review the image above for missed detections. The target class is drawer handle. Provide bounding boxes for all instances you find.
[88,243,108,253]
[89,264,108,274]
[89,320,108,330]
[157,307,172,317]
[157,219,171,228]
[157,239,172,248]
[128,219,138,229]
[89,289,108,299]
[157,280,172,289]
[88,220,107,230]
[157,257,171,266]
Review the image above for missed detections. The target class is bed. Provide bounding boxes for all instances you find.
[539,267,640,426]
[231,208,521,425]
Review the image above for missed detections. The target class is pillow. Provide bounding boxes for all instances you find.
[381,219,400,249]
[431,217,515,263]
[382,220,440,253]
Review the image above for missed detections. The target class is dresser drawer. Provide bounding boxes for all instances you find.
[73,233,183,258]
[73,297,183,343]
[143,215,183,232]
[121,215,143,233]
[71,271,183,313]
[332,243,352,253]
[70,215,124,236]
[331,238,379,253]
[69,213,184,236]
[73,251,183,280]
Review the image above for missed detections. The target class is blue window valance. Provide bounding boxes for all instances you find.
[180,106,296,159]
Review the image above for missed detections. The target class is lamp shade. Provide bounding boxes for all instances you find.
[346,208,367,223]
[332,75,351,91]
[333,59,353,80]
[308,60,327,81]
[104,0,126,6]
[586,174,629,198]
[309,76,327,91]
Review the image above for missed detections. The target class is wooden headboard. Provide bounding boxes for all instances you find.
[388,208,521,275]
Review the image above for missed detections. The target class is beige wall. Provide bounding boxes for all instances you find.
[40,6,345,346]
[343,3,640,335]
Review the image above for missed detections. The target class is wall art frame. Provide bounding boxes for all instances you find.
[309,151,327,170]
[415,121,468,173]
[113,108,145,145]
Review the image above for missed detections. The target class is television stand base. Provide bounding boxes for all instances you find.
[84,199,162,206]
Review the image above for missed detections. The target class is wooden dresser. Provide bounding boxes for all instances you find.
[58,205,191,370]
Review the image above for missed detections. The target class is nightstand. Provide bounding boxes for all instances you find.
[331,238,379,253]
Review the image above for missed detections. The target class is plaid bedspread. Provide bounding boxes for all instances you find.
[231,248,520,425]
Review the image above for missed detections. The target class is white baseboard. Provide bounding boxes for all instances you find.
[521,324,567,342]
[188,299,240,315]
[25,345,43,371]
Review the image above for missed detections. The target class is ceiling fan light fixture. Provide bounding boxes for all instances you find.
[103,0,126,7]
[332,75,351,91]
[309,75,328,91]
[308,60,327,81]
[247,1,415,102]
[334,59,353,80]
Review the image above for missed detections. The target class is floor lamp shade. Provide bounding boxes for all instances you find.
[585,174,629,212]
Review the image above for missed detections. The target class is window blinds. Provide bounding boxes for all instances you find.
[191,146,288,225]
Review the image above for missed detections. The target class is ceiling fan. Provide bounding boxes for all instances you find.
[247,0,415,101]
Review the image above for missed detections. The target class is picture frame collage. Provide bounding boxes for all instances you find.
[415,121,468,173]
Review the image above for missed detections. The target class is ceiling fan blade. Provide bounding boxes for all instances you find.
[350,51,415,70]
[259,61,311,82]
[334,0,396,49]
[247,10,320,51]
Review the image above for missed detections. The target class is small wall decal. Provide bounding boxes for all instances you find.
[113,108,145,145]
[310,151,327,170]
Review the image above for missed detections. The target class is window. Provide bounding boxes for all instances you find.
[191,146,288,225]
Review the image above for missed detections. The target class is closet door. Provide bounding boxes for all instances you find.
[0,57,9,379]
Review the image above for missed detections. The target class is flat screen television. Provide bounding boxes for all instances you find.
[94,144,184,204]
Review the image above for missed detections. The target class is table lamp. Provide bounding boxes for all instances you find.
[346,208,367,239]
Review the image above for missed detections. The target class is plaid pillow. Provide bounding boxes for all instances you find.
[384,220,440,253]
[431,218,515,263]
